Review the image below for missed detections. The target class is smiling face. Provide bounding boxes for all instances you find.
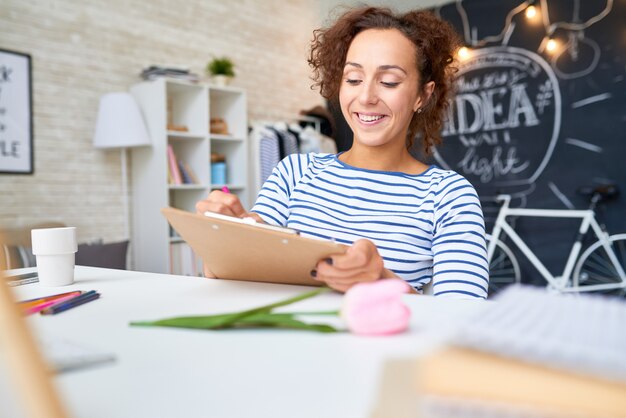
[339,28,426,151]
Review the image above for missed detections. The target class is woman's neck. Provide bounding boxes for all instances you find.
[340,144,428,175]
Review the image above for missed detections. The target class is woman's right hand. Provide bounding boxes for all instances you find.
[195,190,247,218]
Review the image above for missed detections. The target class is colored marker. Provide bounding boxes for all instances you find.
[221,186,231,194]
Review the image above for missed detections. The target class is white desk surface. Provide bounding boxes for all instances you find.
[9,266,486,418]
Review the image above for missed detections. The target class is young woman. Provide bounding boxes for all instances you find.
[196,7,489,299]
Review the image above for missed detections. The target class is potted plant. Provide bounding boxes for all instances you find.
[206,57,235,86]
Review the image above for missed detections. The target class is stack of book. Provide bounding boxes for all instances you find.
[140,66,199,82]
[167,145,199,185]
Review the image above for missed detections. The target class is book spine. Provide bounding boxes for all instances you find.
[167,145,182,185]
[182,161,199,184]
[178,160,192,184]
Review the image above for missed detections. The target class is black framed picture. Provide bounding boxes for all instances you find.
[0,49,33,174]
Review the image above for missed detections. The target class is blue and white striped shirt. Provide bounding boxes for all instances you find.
[251,153,489,299]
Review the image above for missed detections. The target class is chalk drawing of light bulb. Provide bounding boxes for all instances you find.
[551,30,600,79]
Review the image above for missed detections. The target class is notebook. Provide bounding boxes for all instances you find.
[452,285,626,383]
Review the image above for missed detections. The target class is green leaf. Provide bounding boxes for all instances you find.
[130,287,333,330]
[131,312,338,333]
[233,313,338,333]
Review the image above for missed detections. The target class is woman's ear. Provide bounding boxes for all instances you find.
[413,81,436,112]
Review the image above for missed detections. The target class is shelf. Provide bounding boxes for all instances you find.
[169,184,208,190]
[167,131,206,141]
[210,134,244,142]
[208,85,245,95]
[131,79,247,275]
[210,184,245,190]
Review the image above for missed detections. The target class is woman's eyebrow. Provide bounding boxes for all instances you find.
[378,65,407,75]
[344,62,407,75]
[344,61,362,69]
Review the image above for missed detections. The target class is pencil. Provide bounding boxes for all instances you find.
[40,291,100,315]
[20,290,83,307]
[24,293,82,315]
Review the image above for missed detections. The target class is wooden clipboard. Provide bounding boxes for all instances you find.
[161,207,348,286]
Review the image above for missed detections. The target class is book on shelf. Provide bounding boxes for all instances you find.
[167,144,182,185]
[167,164,173,185]
[181,161,200,184]
[178,160,199,185]
[169,242,200,276]
[140,65,199,82]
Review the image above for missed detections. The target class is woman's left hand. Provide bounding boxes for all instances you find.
[313,239,390,292]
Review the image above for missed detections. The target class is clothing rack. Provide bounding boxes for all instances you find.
[250,115,322,133]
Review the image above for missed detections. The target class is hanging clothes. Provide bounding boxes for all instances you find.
[249,118,337,199]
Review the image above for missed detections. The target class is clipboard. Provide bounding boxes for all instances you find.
[161,207,348,286]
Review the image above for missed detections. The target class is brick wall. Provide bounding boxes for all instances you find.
[0,0,322,244]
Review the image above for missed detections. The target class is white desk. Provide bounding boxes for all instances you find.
[8,266,485,418]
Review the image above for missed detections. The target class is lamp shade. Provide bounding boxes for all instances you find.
[93,92,151,148]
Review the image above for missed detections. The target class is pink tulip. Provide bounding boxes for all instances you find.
[341,279,411,336]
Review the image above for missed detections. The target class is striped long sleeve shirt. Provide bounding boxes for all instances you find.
[251,153,489,299]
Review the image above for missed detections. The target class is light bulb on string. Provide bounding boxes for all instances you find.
[525,5,537,19]
[457,46,470,60]
[546,38,558,52]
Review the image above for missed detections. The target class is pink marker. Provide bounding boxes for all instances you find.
[221,186,231,194]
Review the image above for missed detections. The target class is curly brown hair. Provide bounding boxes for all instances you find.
[308,7,461,155]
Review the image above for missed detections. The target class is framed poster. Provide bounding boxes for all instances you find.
[0,49,33,174]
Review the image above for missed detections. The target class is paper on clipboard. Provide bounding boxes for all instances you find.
[161,207,348,286]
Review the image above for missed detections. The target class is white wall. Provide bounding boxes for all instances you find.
[0,0,322,243]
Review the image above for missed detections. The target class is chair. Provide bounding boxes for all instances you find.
[0,222,66,270]
[75,240,129,270]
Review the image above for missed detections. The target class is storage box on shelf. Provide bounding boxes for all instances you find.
[130,79,248,275]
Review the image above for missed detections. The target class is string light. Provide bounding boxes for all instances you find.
[442,0,613,52]
[545,38,558,52]
[457,46,470,60]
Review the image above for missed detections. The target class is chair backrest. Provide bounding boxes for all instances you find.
[0,222,66,270]
[0,233,68,418]
[75,240,129,270]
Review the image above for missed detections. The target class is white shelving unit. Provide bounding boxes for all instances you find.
[130,78,248,275]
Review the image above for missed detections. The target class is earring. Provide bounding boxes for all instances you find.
[416,108,422,114]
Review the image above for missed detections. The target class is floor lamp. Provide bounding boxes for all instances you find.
[93,92,151,244]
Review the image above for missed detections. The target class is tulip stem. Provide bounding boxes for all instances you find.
[288,310,340,316]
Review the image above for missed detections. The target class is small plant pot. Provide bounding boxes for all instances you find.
[211,75,232,86]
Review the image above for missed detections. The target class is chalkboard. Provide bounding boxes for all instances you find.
[330,0,626,284]
[432,0,626,283]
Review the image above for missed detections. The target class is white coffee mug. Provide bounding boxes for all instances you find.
[31,227,78,286]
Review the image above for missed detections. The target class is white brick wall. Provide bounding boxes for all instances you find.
[0,0,322,243]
